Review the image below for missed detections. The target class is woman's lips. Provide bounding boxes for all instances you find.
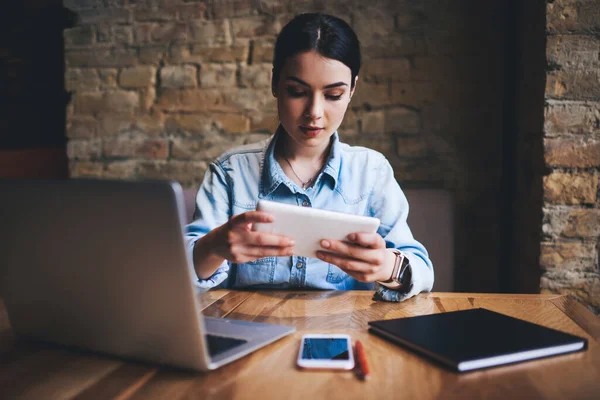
[299,126,323,137]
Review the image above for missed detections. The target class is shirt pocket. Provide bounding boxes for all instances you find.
[235,257,276,286]
[326,263,350,284]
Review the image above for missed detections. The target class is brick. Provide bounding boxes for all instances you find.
[140,87,156,112]
[546,35,600,71]
[252,39,274,63]
[360,111,385,135]
[339,110,358,136]
[543,207,600,238]
[103,136,169,159]
[104,161,138,179]
[119,66,157,88]
[345,134,393,158]
[67,138,102,160]
[250,113,278,134]
[221,88,277,112]
[363,58,410,83]
[544,137,600,168]
[160,65,197,88]
[411,55,454,81]
[239,64,271,88]
[209,0,257,19]
[171,135,248,161]
[66,116,97,139]
[213,113,250,134]
[66,48,138,68]
[351,82,390,108]
[96,24,113,45]
[544,102,600,136]
[65,68,100,92]
[353,8,395,45]
[396,135,429,158]
[157,88,224,112]
[64,26,94,47]
[164,113,215,136]
[192,45,248,63]
[540,240,597,272]
[385,107,420,134]
[543,171,598,204]
[98,68,119,88]
[74,92,104,115]
[547,0,600,33]
[176,2,207,22]
[117,26,135,45]
[139,45,167,64]
[69,161,104,178]
[135,4,177,22]
[134,23,157,44]
[151,22,188,42]
[190,20,232,47]
[136,160,208,188]
[540,273,600,311]
[98,113,164,137]
[390,81,438,108]
[200,63,237,88]
[231,16,280,40]
[546,70,600,99]
[78,8,131,25]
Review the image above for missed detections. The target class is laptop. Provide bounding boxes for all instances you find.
[0,179,295,371]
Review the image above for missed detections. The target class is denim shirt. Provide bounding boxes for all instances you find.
[184,129,434,302]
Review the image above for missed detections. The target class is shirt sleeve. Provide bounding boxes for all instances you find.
[367,157,435,302]
[184,162,232,290]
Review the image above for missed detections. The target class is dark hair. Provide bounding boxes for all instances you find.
[272,13,361,90]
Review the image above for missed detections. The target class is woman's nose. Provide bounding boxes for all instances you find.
[304,95,324,120]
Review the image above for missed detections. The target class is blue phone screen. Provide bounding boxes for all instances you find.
[302,338,350,360]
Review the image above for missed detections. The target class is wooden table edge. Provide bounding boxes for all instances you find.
[550,295,600,341]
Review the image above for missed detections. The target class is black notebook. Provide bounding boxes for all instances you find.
[368,308,588,372]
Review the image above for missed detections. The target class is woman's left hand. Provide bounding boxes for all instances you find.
[316,232,395,282]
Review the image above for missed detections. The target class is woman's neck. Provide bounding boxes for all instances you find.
[276,129,331,164]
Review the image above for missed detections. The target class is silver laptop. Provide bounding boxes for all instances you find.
[0,179,295,371]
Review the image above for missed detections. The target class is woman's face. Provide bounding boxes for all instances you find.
[274,50,355,151]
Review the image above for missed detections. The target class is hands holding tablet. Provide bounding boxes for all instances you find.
[317,233,395,283]
[210,211,296,264]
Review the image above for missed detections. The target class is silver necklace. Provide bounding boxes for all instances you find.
[284,156,314,189]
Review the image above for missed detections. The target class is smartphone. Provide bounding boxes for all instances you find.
[297,334,355,370]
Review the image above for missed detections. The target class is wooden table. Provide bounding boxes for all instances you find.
[1,291,599,399]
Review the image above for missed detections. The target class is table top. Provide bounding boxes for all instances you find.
[1,291,599,399]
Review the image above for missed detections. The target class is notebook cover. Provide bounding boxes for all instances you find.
[368,308,588,372]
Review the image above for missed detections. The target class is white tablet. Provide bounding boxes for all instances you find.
[254,200,380,259]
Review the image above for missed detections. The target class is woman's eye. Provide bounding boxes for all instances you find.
[326,94,343,101]
[287,88,306,97]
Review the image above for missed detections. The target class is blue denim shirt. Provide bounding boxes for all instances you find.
[184,130,434,302]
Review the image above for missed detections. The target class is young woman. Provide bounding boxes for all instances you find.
[184,13,434,302]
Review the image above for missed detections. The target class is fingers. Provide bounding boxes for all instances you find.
[228,211,274,229]
[319,238,384,266]
[345,232,386,249]
[316,251,379,282]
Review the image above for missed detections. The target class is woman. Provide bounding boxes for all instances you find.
[185,13,434,302]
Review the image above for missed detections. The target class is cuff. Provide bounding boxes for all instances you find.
[194,264,230,290]
[373,265,417,302]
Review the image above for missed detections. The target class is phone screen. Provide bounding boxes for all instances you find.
[301,338,350,360]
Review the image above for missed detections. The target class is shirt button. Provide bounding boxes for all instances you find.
[296,262,304,269]
[302,201,310,207]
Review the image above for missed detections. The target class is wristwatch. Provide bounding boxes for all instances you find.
[379,249,411,288]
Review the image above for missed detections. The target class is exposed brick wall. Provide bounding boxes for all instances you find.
[63,0,508,292]
[543,0,600,313]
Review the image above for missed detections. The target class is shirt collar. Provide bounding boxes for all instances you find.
[260,125,341,197]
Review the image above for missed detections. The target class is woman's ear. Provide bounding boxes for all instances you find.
[271,70,277,97]
[349,76,358,100]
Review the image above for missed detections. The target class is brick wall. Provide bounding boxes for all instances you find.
[63,0,508,292]
[543,0,600,313]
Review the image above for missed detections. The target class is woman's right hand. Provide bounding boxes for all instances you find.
[211,211,295,263]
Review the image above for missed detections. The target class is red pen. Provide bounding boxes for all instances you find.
[354,340,370,380]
